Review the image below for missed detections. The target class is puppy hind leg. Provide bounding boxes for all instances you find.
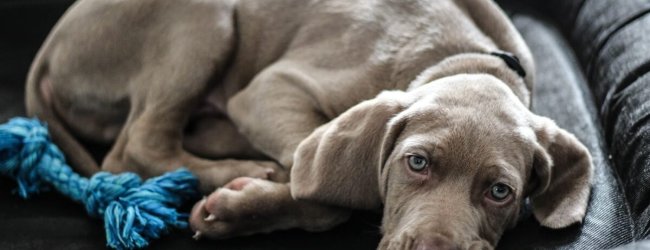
[183,116,266,160]
[94,0,284,191]
[102,92,289,193]
[100,80,291,192]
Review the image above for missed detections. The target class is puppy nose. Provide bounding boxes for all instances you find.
[414,236,459,250]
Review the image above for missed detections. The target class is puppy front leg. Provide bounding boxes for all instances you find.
[227,63,330,169]
[190,177,351,239]
[187,63,353,237]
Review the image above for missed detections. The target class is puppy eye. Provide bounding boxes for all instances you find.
[487,183,512,202]
[407,155,428,171]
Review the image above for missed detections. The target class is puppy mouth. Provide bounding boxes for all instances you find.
[379,229,493,250]
[378,231,416,250]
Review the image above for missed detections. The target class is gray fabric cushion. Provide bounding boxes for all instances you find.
[504,0,650,245]
[497,9,632,249]
[556,0,650,241]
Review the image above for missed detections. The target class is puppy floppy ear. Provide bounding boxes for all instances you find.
[529,117,593,229]
[290,91,412,209]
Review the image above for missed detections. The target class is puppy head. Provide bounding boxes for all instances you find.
[291,74,593,249]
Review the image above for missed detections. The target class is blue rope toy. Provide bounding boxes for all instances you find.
[0,117,200,249]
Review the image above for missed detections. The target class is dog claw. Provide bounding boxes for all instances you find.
[205,214,216,222]
[193,231,202,240]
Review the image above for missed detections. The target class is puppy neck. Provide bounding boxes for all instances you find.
[409,53,531,107]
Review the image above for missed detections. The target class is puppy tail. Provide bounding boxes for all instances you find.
[25,48,101,177]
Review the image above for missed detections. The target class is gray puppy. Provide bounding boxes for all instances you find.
[26,0,592,248]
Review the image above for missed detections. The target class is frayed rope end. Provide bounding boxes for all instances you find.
[0,118,51,198]
[103,168,200,249]
[0,117,201,250]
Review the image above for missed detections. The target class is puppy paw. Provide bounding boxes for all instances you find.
[189,177,294,239]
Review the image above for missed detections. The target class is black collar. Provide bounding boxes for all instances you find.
[490,51,526,78]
